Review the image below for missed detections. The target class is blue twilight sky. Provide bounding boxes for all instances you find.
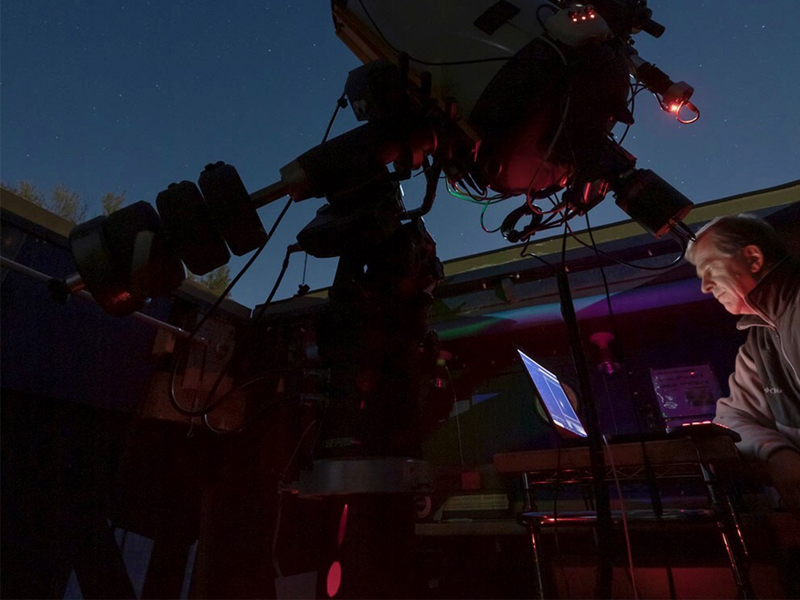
[2,1,799,308]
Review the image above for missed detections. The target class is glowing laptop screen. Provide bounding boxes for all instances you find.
[517,349,587,438]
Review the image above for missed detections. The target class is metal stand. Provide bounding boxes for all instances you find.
[286,180,443,599]
[700,464,755,598]
[556,268,614,598]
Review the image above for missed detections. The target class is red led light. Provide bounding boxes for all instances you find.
[111,290,132,305]
[326,561,342,598]
[337,504,349,547]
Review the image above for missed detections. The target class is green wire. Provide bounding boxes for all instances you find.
[446,180,506,204]
[480,199,503,233]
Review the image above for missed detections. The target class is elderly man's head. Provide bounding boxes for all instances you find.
[686,214,787,315]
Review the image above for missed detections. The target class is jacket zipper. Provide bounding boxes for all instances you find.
[775,329,800,389]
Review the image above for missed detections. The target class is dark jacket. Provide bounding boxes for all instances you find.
[714,257,800,460]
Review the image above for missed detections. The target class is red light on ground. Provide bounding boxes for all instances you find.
[337,504,348,547]
[326,561,342,598]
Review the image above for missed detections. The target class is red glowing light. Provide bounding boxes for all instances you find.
[111,290,132,305]
[670,104,680,112]
[337,504,349,547]
[326,561,342,598]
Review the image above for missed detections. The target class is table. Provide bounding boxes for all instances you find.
[494,434,754,599]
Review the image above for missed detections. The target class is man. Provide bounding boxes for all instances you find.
[687,214,800,515]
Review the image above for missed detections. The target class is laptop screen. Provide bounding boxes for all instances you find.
[517,348,587,438]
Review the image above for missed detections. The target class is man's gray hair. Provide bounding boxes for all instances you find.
[686,213,787,266]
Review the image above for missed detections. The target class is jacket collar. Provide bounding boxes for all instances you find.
[736,256,800,330]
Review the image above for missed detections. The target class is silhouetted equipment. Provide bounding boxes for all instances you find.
[156,181,230,276]
[29,3,714,597]
[199,161,268,255]
[68,201,185,315]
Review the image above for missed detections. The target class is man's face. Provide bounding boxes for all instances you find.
[692,234,761,315]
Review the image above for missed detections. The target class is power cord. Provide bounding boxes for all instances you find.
[168,88,347,424]
[168,197,293,418]
[565,218,687,272]
[203,237,308,433]
[551,440,572,598]
[271,418,321,579]
[602,435,640,600]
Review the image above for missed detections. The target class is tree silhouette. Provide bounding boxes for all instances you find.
[101,191,126,216]
[187,265,233,297]
[3,180,87,223]
[3,180,234,297]
[51,183,87,222]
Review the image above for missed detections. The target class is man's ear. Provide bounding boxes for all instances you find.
[742,245,765,275]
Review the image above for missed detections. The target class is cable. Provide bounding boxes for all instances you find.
[480,200,503,234]
[565,219,687,271]
[617,83,647,145]
[519,229,559,274]
[560,217,570,269]
[299,91,345,294]
[536,3,558,30]
[446,179,507,204]
[271,418,320,579]
[585,208,669,545]
[551,438,572,598]
[676,102,700,125]
[323,92,348,143]
[252,243,301,324]
[167,197,293,418]
[584,212,617,332]
[194,232,297,423]
[602,435,640,600]
[525,93,571,216]
[201,375,285,434]
[447,366,466,468]
[168,241,271,417]
[168,87,346,423]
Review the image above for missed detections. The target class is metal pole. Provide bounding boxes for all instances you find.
[250,180,289,208]
[0,256,208,345]
[556,268,614,598]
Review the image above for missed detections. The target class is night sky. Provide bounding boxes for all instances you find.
[2,1,798,308]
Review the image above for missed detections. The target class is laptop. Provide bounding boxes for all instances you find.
[515,347,740,443]
[516,347,587,440]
